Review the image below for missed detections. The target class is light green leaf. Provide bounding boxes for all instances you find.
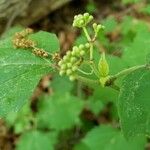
[36,93,84,130]
[0,31,59,116]
[118,68,150,138]
[16,130,54,150]
[74,125,146,150]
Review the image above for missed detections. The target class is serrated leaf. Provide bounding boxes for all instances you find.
[36,94,84,130]
[74,125,146,150]
[118,68,150,138]
[0,31,59,116]
[16,130,54,150]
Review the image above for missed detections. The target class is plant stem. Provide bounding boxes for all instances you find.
[89,43,93,61]
[76,75,99,85]
[110,64,146,81]
[82,27,91,41]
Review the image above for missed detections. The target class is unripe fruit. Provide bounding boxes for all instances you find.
[85,43,90,48]
[84,13,89,18]
[58,60,63,66]
[79,44,84,49]
[66,69,72,75]
[67,63,72,68]
[61,64,67,70]
[80,50,85,56]
[69,75,76,81]
[59,70,65,76]
[63,55,69,61]
[72,66,78,71]
[70,57,77,63]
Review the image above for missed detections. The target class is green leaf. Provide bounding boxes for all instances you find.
[5,102,32,134]
[122,30,150,67]
[16,130,54,150]
[86,99,104,116]
[140,5,150,15]
[29,31,59,53]
[0,31,59,116]
[74,125,146,150]
[36,93,84,130]
[118,68,150,138]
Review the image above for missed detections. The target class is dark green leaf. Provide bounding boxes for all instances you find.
[37,94,84,130]
[118,68,150,138]
[0,31,59,116]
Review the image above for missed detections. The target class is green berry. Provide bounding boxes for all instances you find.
[72,50,76,56]
[66,51,71,56]
[67,63,72,68]
[73,46,78,51]
[70,57,77,63]
[63,55,69,61]
[72,66,78,71]
[69,75,76,81]
[79,44,84,49]
[58,60,63,66]
[89,16,93,22]
[93,23,97,29]
[61,64,67,70]
[59,70,65,76]
[85,43,90,48]
[79,20,84,25]
[80,50,85,56]
[84,13,89,18]
[66,69,72,75]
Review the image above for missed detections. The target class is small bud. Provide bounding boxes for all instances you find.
[93,23,97,29]
[85,43,90,48]
[59,70,65,76]
[84,13,89,18]
[66,69,72,75]
[80,50,85,56]
[79,44,84,49]
[98,52,109,77]
[67,63,72,68]
[63,55,69,61]
[61,64,67,70]
[70,57,77,63]
[66,51,71,56]
[58,60,63,66]
[69,75,76,81]
[72,66,78,71]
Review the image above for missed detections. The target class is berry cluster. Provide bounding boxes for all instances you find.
[73,13,93,28]
[58,43,90,81]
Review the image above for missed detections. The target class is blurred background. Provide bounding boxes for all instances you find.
[0,0,150,149]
